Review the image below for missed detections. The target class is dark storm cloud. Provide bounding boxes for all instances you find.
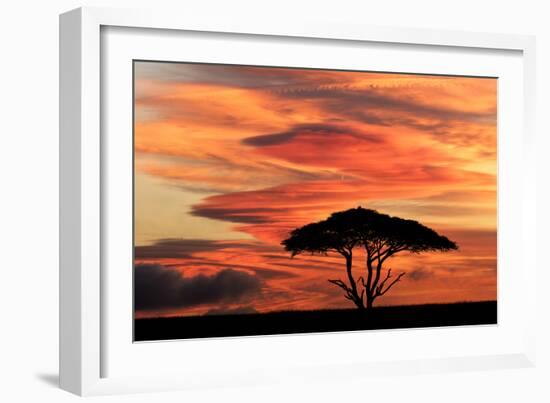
[135,264,262,310]
[242,123,383,147]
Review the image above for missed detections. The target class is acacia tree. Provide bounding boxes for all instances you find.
[281,207,458,310]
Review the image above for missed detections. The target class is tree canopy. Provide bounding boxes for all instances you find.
[283,207,457,258]
[282,207,458,309]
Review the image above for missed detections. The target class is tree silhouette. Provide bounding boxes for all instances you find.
[282,207,458,310]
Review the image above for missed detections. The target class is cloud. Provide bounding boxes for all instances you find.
[135,264,262,310]
[407,268,434,281]
[135,239,270,260]
[190,206,284,224]
[270,84,496,148]
[368,200,495,218]
[135,61,343,89]
[281,86,495,124]
[166,259,300,280]
[242,123,382,147]
[188,169,494,242]
[137,151,343,194]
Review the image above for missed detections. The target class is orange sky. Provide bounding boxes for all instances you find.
[133,61,497,318]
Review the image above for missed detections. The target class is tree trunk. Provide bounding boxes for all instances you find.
[355,300,366,310]
[364,254,374,310]
[345,254,364,309]
[366,298,374,310]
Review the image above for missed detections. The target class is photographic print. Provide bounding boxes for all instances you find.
[133,61,497,341]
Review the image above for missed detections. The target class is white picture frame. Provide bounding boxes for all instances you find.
[59,6,537,396]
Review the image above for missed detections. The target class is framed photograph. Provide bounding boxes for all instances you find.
[60,7,537,396]
[132,61,497,341]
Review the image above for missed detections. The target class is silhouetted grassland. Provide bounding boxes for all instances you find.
[134,300,496,341]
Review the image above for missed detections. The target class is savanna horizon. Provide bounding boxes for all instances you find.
[135,300,497,320]
[134,62,497,321]
[134,301,498,340]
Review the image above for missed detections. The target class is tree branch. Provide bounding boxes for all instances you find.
[376,270,406,296]
[328,278,349,290]
[369,239,388,296]
[328,279,354,300]
[336,247,349,258]
[375,268,390,295]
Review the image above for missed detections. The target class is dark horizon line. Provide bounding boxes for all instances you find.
[134,301,497,342]
[135,299,497,320]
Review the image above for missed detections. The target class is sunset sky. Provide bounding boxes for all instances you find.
[133,61,497,318]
